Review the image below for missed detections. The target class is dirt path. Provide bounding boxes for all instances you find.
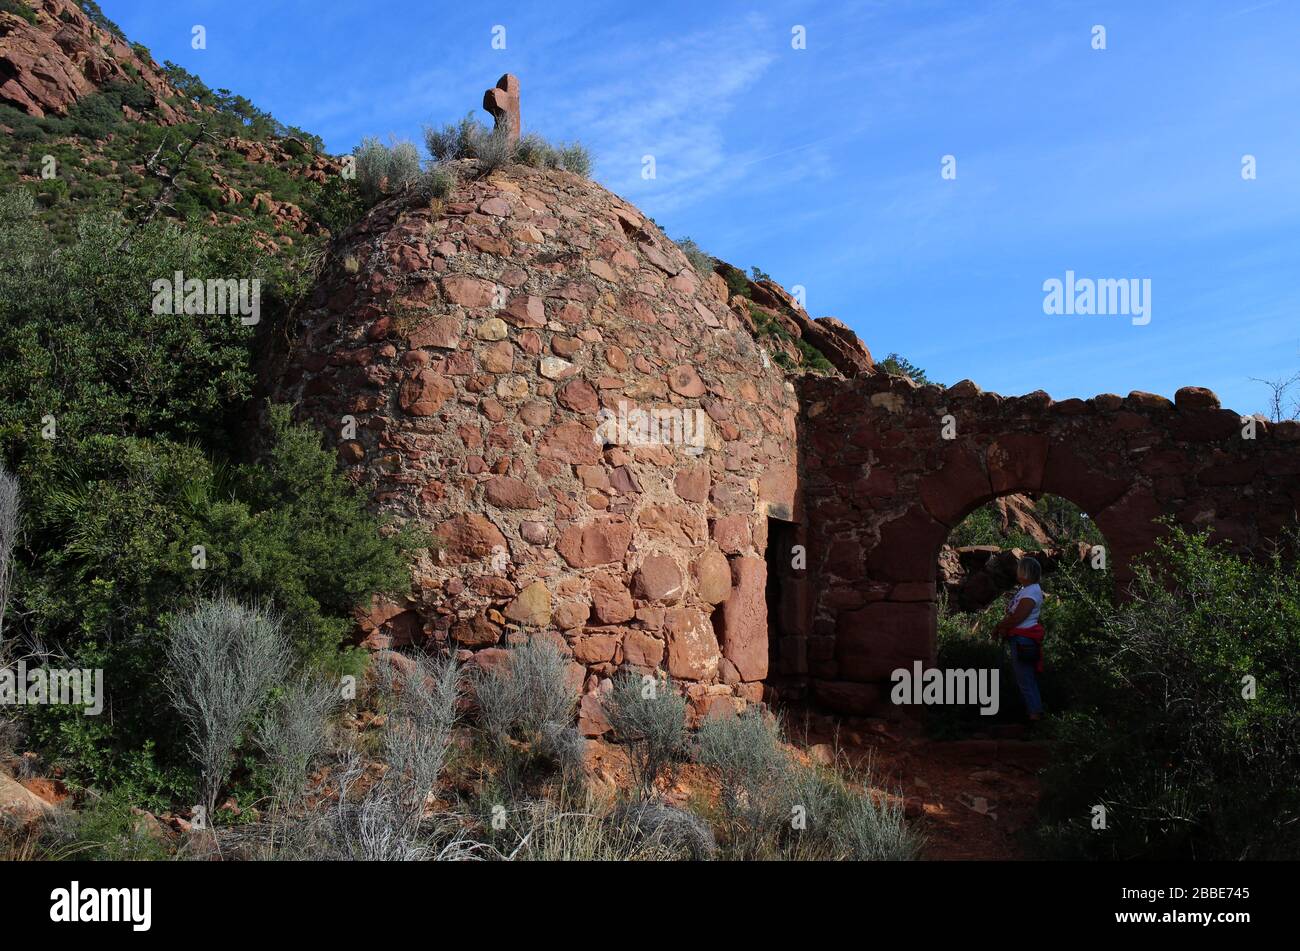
[587,714,1048,861]
[794,723,1047,861]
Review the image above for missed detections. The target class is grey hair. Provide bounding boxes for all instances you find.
[1018,556,1042,583]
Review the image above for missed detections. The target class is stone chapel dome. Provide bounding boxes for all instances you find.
[272,158,802,728]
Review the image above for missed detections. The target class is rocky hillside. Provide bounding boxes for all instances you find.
[0,0,177,119]
[0,0,345,247]
[713,261,873,377]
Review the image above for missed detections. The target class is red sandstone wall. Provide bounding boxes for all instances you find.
[797,372,1300,715]
[271,162,800,731]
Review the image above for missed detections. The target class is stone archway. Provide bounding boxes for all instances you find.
[794,372,1300,715]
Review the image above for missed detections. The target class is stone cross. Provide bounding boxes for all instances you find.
[482,74,521,147]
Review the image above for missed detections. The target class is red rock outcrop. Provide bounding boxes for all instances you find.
[0,0,181,122]
[759,282,873,377]
[737,273,875,377]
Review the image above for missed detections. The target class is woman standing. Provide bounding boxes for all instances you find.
[995,556,1046,721]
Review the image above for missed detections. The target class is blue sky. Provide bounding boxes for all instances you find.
[106,0,1300,415]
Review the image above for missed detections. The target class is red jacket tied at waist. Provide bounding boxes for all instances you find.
[1006,623,1045,672]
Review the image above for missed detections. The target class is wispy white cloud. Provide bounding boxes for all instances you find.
[552,20,779,214]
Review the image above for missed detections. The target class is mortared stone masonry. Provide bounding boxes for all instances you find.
[271,77,1300,725]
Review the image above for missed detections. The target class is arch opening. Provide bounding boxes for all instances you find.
[926,492,1116,731]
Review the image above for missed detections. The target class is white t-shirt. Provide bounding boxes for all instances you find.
[1009,583,1043,629]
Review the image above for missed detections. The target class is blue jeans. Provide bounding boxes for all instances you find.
[1008,636,1043,716]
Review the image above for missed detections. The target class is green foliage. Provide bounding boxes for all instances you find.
[795,339,836,373]
[304,176,366,235]
[1035,529,1300,859]
[424,114,592,177]
[947,503,1009,548]
[931,559,1115,737]
[43,789,173,861]
[0,187,412,803]
[14,407,413,799]
[78,1,125,39]
[66,82,157,139]
[0,0,37,26]
[949,496,1103,550]
[604,671,688,797]
[721,264,752,301]
[673,236,715,277]
[0,190,265,446]
[879,352,934,386]
[743,299,835,374]
[711,261,835,373]
[353,136,422,202]
[214,404,418,667]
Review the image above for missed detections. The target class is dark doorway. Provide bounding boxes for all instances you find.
[765,516,799,693]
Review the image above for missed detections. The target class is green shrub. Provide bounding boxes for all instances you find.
[424,115,592,177]
[695,708,921,859]
[674,237,715,277]
[0,190,270,446]
[303,176,364,235]
[879,352,934,386]
[1035,528,1300,859]
[353,137,422,202]
[950,496,1103,549]
[931,560,1115,735]
[42,789,172,861]
[77,0,125,39]
[605,671,688,798]
[216,403,419,667]
[720,263,751,301]
[64,83,155,140]
[165,596,290,816]
[0,1,38,26]
[12,407,416,801]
